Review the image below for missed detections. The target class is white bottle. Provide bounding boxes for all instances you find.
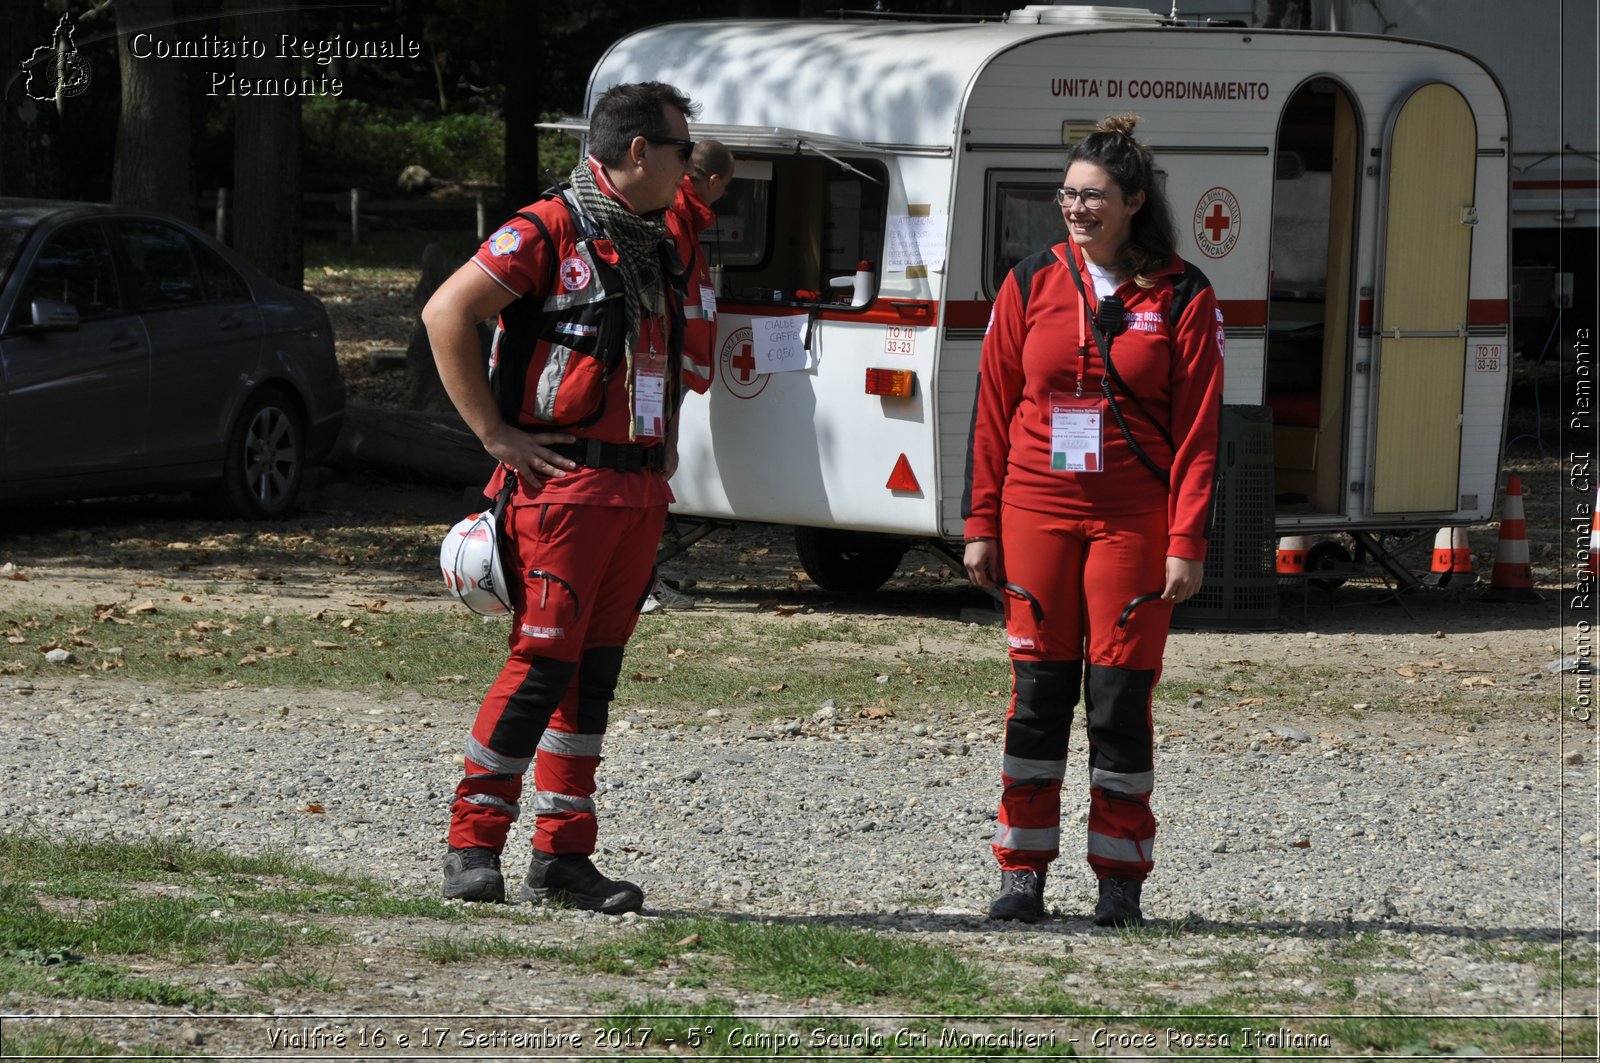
[852,259,875,307]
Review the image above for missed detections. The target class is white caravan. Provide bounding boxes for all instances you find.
[554,7,1511,592]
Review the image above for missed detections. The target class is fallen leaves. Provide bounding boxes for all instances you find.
[858,706,894,720]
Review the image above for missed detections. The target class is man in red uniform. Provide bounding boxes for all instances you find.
[423,81,697,913]
[642,141,737,613]
[665,139,735,397]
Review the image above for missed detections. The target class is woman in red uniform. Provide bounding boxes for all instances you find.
[962,114,1223,927]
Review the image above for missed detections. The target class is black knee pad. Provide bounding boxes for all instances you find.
[575,646,625,734]
[489,655,578,756]
[1084,663,1157,773]
[1005,659,1082,759]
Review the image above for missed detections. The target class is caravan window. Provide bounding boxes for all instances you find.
[710,155,888,305]
[984,170,1065,296]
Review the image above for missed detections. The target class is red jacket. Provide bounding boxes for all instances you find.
[963,242,1223,560]
[472,159,679,508]
[665,177,717,394]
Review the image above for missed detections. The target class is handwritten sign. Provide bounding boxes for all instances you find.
[751,314,812,374]
[885,214,949,273]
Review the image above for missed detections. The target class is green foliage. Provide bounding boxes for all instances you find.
[303,97,505,190]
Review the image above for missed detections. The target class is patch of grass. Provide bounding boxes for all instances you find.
[0,1028,192,1059]
[1311,1012,1573,1057]
[531,917,987,1008]
[246,964,339,993]
[418,931,538,964]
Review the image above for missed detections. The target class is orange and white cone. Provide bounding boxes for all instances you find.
[1276,535,1310,576]
[1423,528,1454,587]
[1590,487,1598,580]
[1478,474,1542,602]
[1449,528,1477,585]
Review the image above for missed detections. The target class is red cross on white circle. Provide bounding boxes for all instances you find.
[1203,204,1231,242]
[558,255,591,291]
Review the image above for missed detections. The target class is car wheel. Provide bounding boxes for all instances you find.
[217,389,305,519]
[794,526,908,594]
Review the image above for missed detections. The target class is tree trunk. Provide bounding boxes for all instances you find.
[231,1,303,288]
[113,0,195,220]
[331,401,495,487]
[501,0,542,211]
[0,6,66,197]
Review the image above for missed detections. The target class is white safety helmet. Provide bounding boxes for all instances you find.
[439,510,511,615]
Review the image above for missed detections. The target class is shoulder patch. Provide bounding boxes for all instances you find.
[488,226,522,257]
[559,255,593,292]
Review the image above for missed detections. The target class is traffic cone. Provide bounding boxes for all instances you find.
[1448,528,1477,585]
[1422,528,1454,587]
[1276,535,1310,577]
[1477,474,1542,602]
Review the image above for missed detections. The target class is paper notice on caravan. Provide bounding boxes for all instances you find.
[885,214,949,273]
[751,314,813,374]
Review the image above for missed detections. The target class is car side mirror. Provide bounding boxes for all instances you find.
[29,297,79,332]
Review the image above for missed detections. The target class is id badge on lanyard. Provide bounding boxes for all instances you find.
[634,315,667,439]
[1050,392,1103,472]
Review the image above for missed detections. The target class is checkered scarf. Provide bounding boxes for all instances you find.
[569,161,667,437]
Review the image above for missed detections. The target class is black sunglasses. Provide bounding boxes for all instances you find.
[643,134,694,162]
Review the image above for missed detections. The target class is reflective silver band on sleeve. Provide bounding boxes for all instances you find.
[1087,830,1154,864]
[1003,755,1068,781]
[992,824,1060,851]
[531,791,596,815]
[465,736,533,775]
[536,730,604,758]
[1090,767,1155,794]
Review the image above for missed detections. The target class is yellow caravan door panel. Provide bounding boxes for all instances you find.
[1372,82,1476,515]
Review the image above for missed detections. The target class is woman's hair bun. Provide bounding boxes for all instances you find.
[1097,113,1141,138]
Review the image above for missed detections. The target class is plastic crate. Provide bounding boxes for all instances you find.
[1171,404,1279,630]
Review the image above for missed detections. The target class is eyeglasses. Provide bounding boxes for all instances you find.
[644,134,695,162]
[1055,186,1109,208]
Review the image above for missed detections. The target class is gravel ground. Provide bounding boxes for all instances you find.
[2,655,1592,1027]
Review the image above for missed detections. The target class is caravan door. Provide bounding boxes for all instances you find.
[1369,82,1477,515]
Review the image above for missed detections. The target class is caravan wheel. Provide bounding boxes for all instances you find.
[1305,540,1353,592]
[794,527,908,594]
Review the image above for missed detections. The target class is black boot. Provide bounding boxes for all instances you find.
[987,869,1047,923]
[521,850,644,914]
[1093,877,1144,927]
[441,846,505,903]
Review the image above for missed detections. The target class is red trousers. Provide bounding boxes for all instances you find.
[992,502,1173,881]
[448,499,666,856]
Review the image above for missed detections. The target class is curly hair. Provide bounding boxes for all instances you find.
[589,81,700,167]
[1065,114,1176,287]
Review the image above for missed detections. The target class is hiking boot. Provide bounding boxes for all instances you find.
[441,846,504,903]
[987,868,1047,923]
[521,850,644,914]
[1093,876,1144,927]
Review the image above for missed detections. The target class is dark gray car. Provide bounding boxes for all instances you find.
[0,199,345,517]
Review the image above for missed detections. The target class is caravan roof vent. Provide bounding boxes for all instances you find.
[1006,4,1164,26]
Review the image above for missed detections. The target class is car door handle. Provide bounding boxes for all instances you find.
[110,330,142,352]
[218,312,246,331]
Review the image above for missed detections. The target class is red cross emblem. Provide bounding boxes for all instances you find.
[559,255,592,292]
[1192,187,1241,259]
[717,327,767,399]
[731,342,756,382]
[1203,204,1231,243]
